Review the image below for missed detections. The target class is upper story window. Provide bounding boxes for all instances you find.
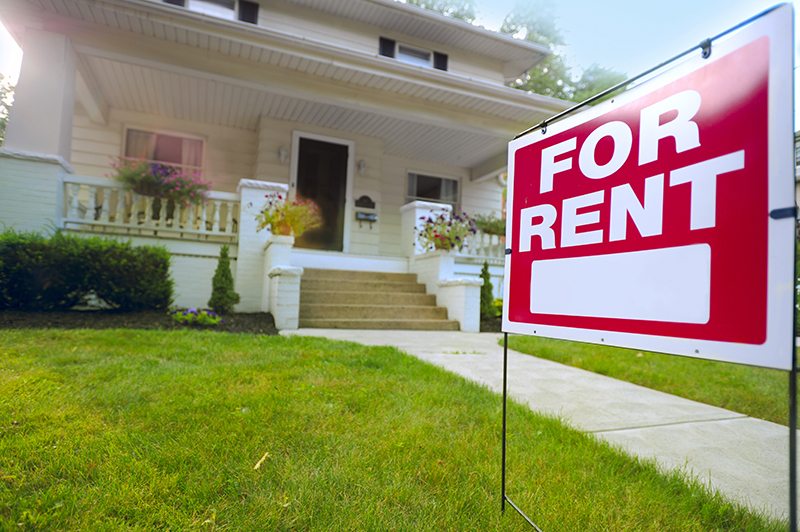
[380,37,448,71]
[407,172,459,207]
[162,0,259,24]
[125,128,205,178]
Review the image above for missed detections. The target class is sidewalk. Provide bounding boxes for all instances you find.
[282,329,796,522]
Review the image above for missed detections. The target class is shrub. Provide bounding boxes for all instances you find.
[479,261,496,320]
[0,228,173,311]
[208,245,240,314]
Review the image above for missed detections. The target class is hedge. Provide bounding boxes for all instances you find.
[0,229,173,311]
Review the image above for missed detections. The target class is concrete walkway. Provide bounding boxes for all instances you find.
[281,329,796,523]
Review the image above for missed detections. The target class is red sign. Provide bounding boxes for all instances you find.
[504,6,795,370]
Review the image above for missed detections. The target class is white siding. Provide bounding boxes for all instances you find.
[255,2,505,84]
[70,107,257,193]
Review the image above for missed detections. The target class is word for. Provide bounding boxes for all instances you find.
[518,90,745,252]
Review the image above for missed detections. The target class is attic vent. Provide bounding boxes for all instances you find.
[238,0,258,23]
[433,52,448,71]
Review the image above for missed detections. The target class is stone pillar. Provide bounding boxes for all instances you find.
[409,249,482,332]
[399,200,452,257]
[263,235,302,330]
[4,29,77,160]
[235,179,288,312]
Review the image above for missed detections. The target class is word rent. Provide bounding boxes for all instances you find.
[519,90,745,252]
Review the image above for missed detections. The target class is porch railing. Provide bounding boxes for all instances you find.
[463,229,505,260]
[61,175,240,242]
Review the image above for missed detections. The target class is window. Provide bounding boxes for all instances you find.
[379,37,448,71]
[407,172,459,207]
[124,129,204,177]
[162,0,259,24]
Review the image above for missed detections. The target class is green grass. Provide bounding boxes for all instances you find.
[0,329,783,531]
[507,335,790,426]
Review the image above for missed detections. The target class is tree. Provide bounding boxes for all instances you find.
[479,261,495,320]
[208,245,240,314]
[405,0,476,23]
[500,1,626,103]
[572,63,628,104]
[0,73,14,147]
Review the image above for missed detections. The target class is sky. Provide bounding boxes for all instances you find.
[0,0,797,101]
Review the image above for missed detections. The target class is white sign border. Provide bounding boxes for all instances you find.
[503,4,796,371]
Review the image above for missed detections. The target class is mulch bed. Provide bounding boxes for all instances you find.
[0,309,279,336]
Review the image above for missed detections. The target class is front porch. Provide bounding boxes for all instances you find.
[8,162,506,331]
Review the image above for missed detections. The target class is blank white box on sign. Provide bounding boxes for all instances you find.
[530,244,711,324]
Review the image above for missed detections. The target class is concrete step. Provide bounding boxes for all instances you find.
[303,268,418,283]
[300,290,437,306]
[300,303,448,320]
[301,278,426,293]
[298,318,460,330]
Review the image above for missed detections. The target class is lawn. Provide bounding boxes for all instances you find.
[506,335,790,426]
[0,329,783,531]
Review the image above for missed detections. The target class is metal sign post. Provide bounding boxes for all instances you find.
[500,4,796,529]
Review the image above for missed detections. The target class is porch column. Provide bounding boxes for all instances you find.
[4,29,77,159]
[0,29,77,234]
[399,200,452,257]
[235,179,288,312]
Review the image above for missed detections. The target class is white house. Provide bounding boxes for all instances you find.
[0,0,569,331]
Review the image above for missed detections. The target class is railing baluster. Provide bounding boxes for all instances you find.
[87,186,97,221]
[200,202,208,234]
[69,184,81,219]
[212,200,220,233]
[100,187,110,223]
[225,201,234,233]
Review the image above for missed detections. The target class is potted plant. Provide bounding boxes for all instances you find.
[108,156,211,207]
[254,193,323,237]
[416,211,477,252]
[472,212,505,236]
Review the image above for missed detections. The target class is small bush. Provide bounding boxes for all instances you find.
[170,308,223,326]
[479,261,496,320]
[208,245,240,314]
[0,228,173,311]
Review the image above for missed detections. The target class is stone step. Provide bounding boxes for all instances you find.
[300,290,437,306]
[301,278,426,293]
[300,303,448,320]
[302,268,418,283]
[298,318,460,331]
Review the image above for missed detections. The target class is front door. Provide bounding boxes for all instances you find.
[292,136,350,251]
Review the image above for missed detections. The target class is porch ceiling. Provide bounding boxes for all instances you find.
[83,54,513,167]
[3,0,570,168]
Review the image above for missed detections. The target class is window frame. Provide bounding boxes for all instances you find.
[406,170,460,208]
[379,37,448,72]
[161,0,259,24]
[121,125,207,179]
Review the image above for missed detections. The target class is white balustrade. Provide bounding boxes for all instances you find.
[463,229,505,259]
[61,175,240,241]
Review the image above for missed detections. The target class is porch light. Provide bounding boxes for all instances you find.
[278,146,288,164]
[357,159,366,176]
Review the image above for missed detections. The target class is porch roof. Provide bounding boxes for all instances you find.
[2,0,571,173]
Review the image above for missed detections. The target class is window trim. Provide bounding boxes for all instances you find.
[379,37,448,72]
[406,170,460,208]
[121,125,207,178]
[162,0,259,24]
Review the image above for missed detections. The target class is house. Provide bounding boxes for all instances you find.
[0,0,570,331]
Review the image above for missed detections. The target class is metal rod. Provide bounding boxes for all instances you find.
[514,3,786,140]
[505,496,545,532]
[791,219,798,532]
[791,364,797,532]
[502,332,508,513]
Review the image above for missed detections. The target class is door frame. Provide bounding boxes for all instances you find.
[289,130,355,253]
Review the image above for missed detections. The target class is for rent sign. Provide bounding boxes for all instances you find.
[503,4,795,370]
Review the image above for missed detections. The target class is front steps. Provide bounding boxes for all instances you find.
[299,268,460,330]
